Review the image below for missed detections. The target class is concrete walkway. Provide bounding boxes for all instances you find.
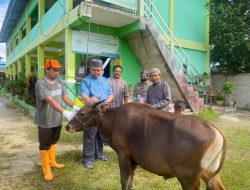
[0,96,38,189]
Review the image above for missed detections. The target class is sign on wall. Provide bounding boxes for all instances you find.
[72,30,119,57]
[102,0,137,11]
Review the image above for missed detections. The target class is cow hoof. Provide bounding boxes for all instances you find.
[129,185,135,190]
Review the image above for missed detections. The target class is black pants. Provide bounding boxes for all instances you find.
[82,126,104,164]
[38,125,62,150]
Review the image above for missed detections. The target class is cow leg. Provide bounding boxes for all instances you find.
[177,175,201,190]
[128,162,137,190]
[204,173,225,190]
[118,153,135,190]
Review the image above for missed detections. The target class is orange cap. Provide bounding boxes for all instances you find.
[45,59,63,70]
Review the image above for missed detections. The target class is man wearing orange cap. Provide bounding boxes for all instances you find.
[35,59,80,181]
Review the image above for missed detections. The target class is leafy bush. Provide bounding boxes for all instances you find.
[4,73,37,107]
[4,79,13,93]
[13,74,26,98]
[222,81,234,104]
[222,81,234,95]
[196,108,219,122]
[24,73,37,106]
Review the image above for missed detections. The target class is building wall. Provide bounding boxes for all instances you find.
[183,48,207,75]
[155,0,209,75]
[119,39,142,86]
[174,0,207,43]
[73,20,142,85]
[4,0,209,86]
[211,74,250,109]
[41,0,65,32]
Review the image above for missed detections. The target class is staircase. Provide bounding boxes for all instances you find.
[127,0,204,112]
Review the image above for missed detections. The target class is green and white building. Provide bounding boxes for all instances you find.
[0,0,210,111]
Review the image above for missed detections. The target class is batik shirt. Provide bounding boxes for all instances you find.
[146,82,172,111]
[108,78,129,108]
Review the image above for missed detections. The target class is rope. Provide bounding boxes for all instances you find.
[84,17,91,78]
[58,76,84,104]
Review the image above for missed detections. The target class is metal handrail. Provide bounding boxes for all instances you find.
[144,9,185,72]
[144,5,196,78]
[144,0,201,77]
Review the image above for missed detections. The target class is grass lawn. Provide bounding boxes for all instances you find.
[13,117,250,190]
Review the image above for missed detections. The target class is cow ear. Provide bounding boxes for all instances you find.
[96,102,108,112]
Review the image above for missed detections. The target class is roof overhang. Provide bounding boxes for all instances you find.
[0,0,28,43]
[90,3,139,28]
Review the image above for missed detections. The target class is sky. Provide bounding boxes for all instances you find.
[0,0,10,62]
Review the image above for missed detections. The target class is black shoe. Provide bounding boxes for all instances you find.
[98,155,109,161]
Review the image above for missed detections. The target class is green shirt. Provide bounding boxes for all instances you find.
[35,78,67,128]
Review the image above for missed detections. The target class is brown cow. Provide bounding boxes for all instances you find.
[66,102,226,190]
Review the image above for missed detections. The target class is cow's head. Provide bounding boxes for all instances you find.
[65,100,108,132]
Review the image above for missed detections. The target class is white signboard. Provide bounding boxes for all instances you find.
[72,30,119,57]
[102,0,137,10]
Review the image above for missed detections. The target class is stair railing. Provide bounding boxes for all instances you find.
[143,0,202,84]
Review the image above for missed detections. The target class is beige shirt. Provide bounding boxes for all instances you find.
[108,78,129,108]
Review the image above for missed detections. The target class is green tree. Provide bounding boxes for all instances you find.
[209,0,250,75]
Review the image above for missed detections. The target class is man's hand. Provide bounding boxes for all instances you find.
[88,96,99,105]
[104,95,113,105]
[104,100,111,104]
[63,110,75,121]
[73,105,80,112]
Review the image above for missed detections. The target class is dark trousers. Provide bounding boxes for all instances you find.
[38,126,62,150]
[82,126,104,164]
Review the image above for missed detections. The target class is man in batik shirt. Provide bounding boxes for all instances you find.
[146,68,172,111]
[108,65,129,108]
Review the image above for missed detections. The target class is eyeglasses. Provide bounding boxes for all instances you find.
[51,68,61,72]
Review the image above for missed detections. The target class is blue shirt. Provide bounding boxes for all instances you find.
[81,75,112,101]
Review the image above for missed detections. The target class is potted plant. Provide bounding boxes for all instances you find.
[221,81,234,106]
[216,93,223,105]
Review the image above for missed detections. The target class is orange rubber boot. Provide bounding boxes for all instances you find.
[49,144,64,169]
[40,150,53,181]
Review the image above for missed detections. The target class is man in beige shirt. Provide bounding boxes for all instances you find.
[108,65,129,108]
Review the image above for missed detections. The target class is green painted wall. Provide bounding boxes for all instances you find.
[5,0,209,84]
[28,0,38,16]
[29,23,39,43]
[152,0,170,35]
[173,0,207,43]
[119,39,142,86]
[174,47,207,75]
[153,0,208,76]
[41,0,65,32]
[73,22,118,37]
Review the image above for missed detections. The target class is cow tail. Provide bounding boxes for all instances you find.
[211,124,227,176]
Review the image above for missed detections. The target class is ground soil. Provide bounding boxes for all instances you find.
[0,96,249,189]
